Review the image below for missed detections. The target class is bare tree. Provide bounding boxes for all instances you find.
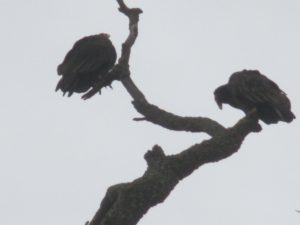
[82,1,272,225]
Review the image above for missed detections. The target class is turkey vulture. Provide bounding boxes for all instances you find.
[56,33,117,97]
[214,70,295,124]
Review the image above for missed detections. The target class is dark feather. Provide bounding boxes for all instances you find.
[214,70,295,124]
[56,33,117,96]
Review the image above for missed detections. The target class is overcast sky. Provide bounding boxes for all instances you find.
[0,0,299,225]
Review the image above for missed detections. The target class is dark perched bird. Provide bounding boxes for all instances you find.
[56,33,117,96]
[214,70,295,124]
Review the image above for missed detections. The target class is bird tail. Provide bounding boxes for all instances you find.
[281,110,296,123]
[55,76,74,97]
[274,107,295,123]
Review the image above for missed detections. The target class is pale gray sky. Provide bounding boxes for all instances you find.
[0,1,299,225]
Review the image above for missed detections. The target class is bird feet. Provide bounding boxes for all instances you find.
[246,108,262,132]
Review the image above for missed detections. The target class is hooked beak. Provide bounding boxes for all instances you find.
[215,97,223,110]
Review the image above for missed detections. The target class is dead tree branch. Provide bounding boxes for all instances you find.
[86,1,261,225]
[88,113,259,225]
[132,100,226,136]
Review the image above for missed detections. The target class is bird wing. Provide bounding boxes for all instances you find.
[230,71,285,106]
[57,36,115,76]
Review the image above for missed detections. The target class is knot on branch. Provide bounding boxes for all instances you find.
[113,63,131,80]
[144,145,166,168]
[118,7,143,25]
[117,0,143,25]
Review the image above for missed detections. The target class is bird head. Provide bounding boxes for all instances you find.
[99,33,110,39]
[214,85,230,110]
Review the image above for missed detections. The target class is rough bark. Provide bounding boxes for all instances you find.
[86,1,261,225]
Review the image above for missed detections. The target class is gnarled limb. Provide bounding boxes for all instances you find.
[85,1,261,225]
[113,0,227,136]
[88,113,259,225]
[132,100,226,136]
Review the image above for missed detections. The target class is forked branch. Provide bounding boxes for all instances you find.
[85,1,261,225]
[87,113,259,225]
